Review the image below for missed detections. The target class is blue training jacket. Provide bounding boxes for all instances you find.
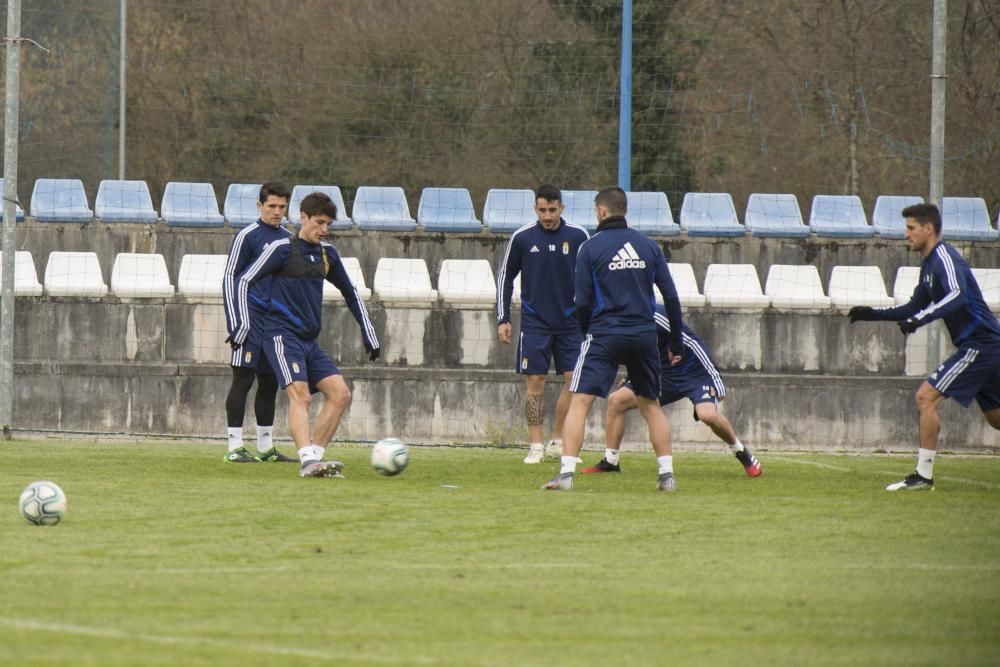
[223,219,292,337]
[574,215,683,352]
[496,219,589,333]
[652,305,726,397]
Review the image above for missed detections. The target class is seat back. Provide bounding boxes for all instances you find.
[418,188,481,233]
[560,190,599,232]
[703,264,771,308]
[808,195,873,238]
[44,251,108,296]
[438,259,496,304]
[223,183,263,227]
[322,257,372,301]
[872,195,923,239]
[353,186,416,231]
[177,255,228,299]
[941,197,999,241]
[745,194,809,238]
[0,251,43,295]
[892,266,921,304]
[373,258,436,302]
[664,263,705,307]
[828,266,894,307]
[161,182,225,227]
[626,191,679,236]
[31,178,93,222]
[679,193,745,237]
[289,185,352,230]
[111,253,175,297]
[972,268,1000,310]
[95,180,158,222]
[0,178,28,221]
[484,189,536,232]
[765,265,831,309]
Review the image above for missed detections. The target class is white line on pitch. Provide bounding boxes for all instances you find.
[835,563,1000,571]
[0,618,436,665]
[765,456,851,472]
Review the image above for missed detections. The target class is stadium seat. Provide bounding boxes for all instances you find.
[808,195,874,238]
[438,259,496,304]
[353,186,417,231]
[288,185,352,230]
[110,253,175,297]
[892,266,921,305]
[626,191,680,236]
[483,189,536,233]
[223,183,262,227]
[664,263,705,307]
[972,268,1000,310]
[679,193,745,237]
[0,251,43,295]
[560,190,599,232]
[95,180,158,223]
[872,195,923,239]
[828,266,894,308]
[941,197,1000,241]
[0,179,26,221]
[322,257,372,301]
[177,254,228,299]
[30,178,93,223]
[161,182,225,227]
[744,194,810,238]
[765,265,832,309]
[418,188,482,233]
[373,258,437,302]
[703,264,771,308]
[43,251,108,296]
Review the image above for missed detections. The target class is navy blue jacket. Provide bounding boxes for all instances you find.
[871,241,1000,346]
[652,305,725,397]
[496,219,589,333]
[223,219,292,337]
[574,216,683,352]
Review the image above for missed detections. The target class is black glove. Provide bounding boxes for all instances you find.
[224,335,239,350]
[847,306,876,323]
[368,347,381,362]
[897,318,919,335]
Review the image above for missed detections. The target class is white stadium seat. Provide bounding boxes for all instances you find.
[177,255,227,299]
[972,268,1000,310]
[44,251,108,297]
[111,253,175,297]
[373,258,437,303]
[0,251,43,296]
[664,263,705,307]
[703,264,771,308]
[765,265,832,309]
[828,266,894,308]
[323,257,372,301]
[892,266,921,305]
[438,259,496,305]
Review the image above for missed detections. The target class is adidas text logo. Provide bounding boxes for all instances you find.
[608,242,646,270]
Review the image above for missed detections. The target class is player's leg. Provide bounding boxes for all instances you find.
[253,370,294,462]
[223,366,258,462]
[542,392,596,490]
[312,373,352,447]
[547,332,584,458]
[524,373,547,463]
[887,380,944,491]
[636,395,675,492]
[546,372,573,458]
[294,343,348,478]
[581,382,637,473]
[985,408,1000,431]
[693,402,761,477]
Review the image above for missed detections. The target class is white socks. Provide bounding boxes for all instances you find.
[657,455,673,475]
[728,439,745,454]
[227,427,243,452]
[560,455,578,475]
[916,448,937,479]
[256,426,274,453]
[604,448,620,465]
[299,444,325,463]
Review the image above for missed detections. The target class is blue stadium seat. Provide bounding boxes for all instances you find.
[625,192,680,236]
[483,189,536,232]
[417,187,482,233]
[872,195,923,239]
[808,195,874,238]
[95,180,158,223]
[560,190,599,232]
[679,193,745,237]
[353,186,416,232]
[941,197,1000,241]
[223,183,262,227]
[744,194,810,238]
[288,185,352,230]
[161,182,224,227]
[0,178,26,222]
[30,178,93,223]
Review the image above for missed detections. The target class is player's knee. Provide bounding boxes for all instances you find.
[607,390,629,414]
[986,409,1000,431]
[696,404,720,426]
[526,375,546,394]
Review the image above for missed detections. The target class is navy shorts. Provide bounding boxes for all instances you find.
[929,340,1000,411]
[570,331,660,399]
[516,330,583,375]
[264,333,340,392]
[230,325,274,375]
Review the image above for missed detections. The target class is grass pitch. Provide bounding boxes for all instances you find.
[2,441,999,666]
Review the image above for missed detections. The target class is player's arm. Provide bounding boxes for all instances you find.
[325,247,380,358]
[904,259,969,331]
[231,240,289,345]
[574,244,595,334]
[222,233,252,336]
[496,234,522,327]
[651,249,683,358]
[848,283,930,324]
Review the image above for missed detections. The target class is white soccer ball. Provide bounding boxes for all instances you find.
[19,480,67,526]
[371,438,409,477]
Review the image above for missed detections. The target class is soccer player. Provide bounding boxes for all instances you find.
[231,192,380,478]
[581,305,761,477]
[496,184,589,464]
[542,186,684,492]
[221,181,295,464]
[848,203,1000,490]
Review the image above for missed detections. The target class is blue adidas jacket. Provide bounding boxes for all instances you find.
[496,219,589,333]
[223,219,291,337]
[871,241,1000,346]
[652,305,725,396]
[232,236,379,351]
[574,216,683,352]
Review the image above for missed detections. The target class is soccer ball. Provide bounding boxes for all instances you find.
[371,438,409,477]
[19,480,67,526]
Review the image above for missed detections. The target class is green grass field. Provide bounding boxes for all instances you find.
[2,441,999,666]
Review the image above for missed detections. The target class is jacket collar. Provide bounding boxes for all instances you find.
[596,215,628,232]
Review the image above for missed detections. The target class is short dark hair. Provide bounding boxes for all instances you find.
[535,183,562,203]
[259,181,291,204]
[595,187,627,215]
[300,192,338,220]
[901,202,941,235]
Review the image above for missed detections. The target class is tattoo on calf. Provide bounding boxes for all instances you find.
[525,393,543,426]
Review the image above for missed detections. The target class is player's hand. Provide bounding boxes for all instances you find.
[848,306,876,323]
[897,318,919,335]
[224,335,240,351]
[667,345,683,366]
[497,322,512,344]
[368,347,381,362]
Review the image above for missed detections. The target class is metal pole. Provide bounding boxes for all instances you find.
[1,0,23,436]
[118,0,127,179]
[927,0,947,372]
[617,0,632,191]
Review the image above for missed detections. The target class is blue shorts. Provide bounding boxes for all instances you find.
[230,325,274,374]
[929,340,1000,411]
[622,359,726,421]
[570,331,660,400]
[516,330,583,375]
[264,333,339,392]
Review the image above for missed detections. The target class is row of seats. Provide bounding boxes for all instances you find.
[4,178,998,240]
[5,250,998,311]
